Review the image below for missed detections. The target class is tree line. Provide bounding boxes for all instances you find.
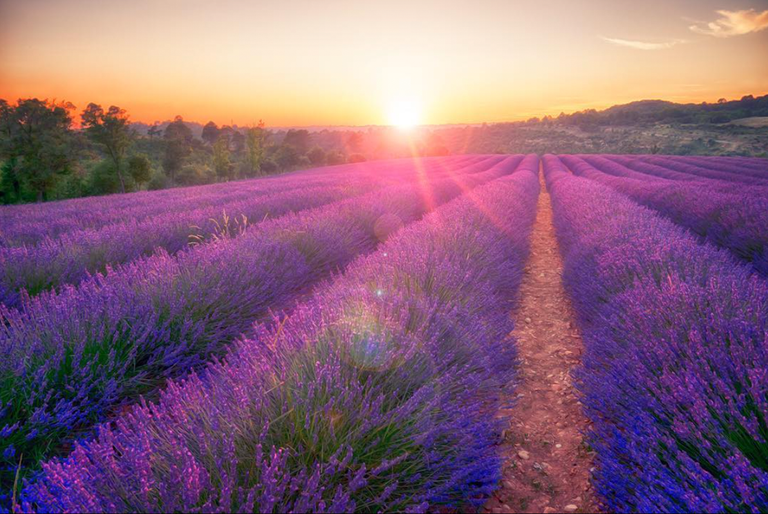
[0,99,355,204]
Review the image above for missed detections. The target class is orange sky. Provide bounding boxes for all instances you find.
[1,0,767,126]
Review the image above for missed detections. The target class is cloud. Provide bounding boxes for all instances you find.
[689,9,768,37]
[600,36,685,50]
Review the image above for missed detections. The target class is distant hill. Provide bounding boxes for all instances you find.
[552,94,768,127]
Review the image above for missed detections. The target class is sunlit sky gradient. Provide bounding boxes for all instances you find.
[1,0,767,126]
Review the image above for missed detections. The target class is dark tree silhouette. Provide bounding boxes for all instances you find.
[81,103,133,193]
[162,116,193,181]
[0,98,75,202]
[201,121,220,146]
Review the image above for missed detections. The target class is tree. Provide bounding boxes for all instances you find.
[220,126,245,155]
[163,116,193,182]
[88,159,123,195]
[213,135,233,180]
[0,98,76,202]
[325,150,346,166]
[81,103,133,193]
[164,115,193,142]
[128,154,152,186]
[201,121,220,146]
[243,121,267,175]
[147,123,162,138]
[345,131,364,153]
[274,144,299,170]
[283,129,310,154]
[307,146,326,166]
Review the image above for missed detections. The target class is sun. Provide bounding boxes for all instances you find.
[387,99,422,129]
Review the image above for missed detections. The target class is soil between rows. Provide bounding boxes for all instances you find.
[483,172,598,514]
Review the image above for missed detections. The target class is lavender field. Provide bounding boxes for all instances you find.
[1,154,767,512]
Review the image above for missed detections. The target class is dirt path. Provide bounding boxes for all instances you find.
[483,172,598,514]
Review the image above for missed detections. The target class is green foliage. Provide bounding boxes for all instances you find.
[307,146,326,166]
[81,103,133,193]
[0,157,30,204]
[325,150,346,165]
[0,98,76,203]
[128,154,152,185]
[201,121,220,146]
[49,163,88,200]
[213,135,233,180]
[147,123,162,138]
[177,163,215,186]
[273,144,300,170]
[260,159,278,174]
[283,128,310,153]
[163,116,193,181]
[243,121,267,176]
[147,169,170,190]
[88,159,130,195]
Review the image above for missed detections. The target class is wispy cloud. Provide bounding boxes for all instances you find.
[600,36,685,50]
[689,9,768,37]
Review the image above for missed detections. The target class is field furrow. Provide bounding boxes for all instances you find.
[483,168,596,514]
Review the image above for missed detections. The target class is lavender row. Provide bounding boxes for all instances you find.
[0,156,497,307]
[604,155,768,199]
[0,155,522,497]
[672,156,768,179]
[604,155,705,182]
[0,155,482,247]
[638,155,768,186]
[597,155,768,197]
[562,155,768,276]
[544,155,768,513]
[0,168,328,246]
[20,155,540,513]
[0,186,349,307]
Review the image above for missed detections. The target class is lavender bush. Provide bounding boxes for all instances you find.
[638,155,768,185]
[0,155,482,247]
[671,156,768,180]
[561,155,768,276]
[0,156,499,307]
[19,155,540,513]
[0,155,520,495]
[544,155,768,512]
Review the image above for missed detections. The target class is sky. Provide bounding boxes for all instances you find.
[1,0,767,127]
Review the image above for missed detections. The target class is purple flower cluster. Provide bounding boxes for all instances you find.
[0,186,348,307]
[639,155,768,186]
[667,156,768,180]
[560,155,768,275]
[0,154,521,496]
[0,156,499,306]
[19,155,541,513]
[544,155,768,513]
[0,156,479,247]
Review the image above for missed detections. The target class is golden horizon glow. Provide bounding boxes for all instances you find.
[387,99,422,129]
[1,0,766,127]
